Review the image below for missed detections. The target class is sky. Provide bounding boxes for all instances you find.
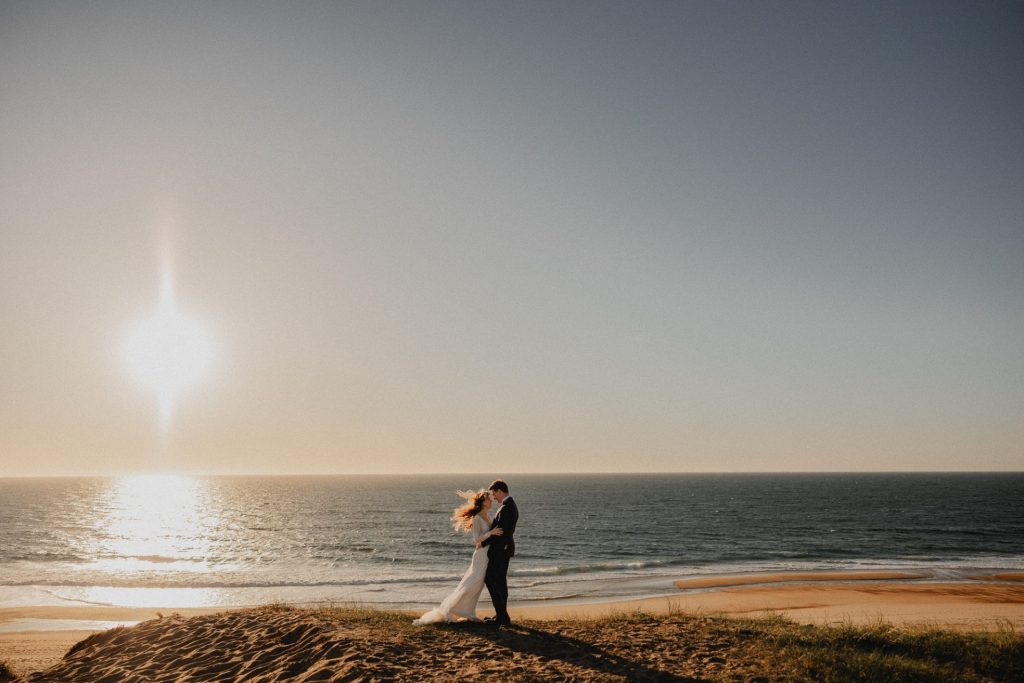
[1,0,1021,475]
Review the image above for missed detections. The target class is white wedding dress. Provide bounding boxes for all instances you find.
[413,515,491,625]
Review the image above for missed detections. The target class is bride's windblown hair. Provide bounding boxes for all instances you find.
[451,489,489,532]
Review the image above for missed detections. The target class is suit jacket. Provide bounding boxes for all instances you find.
[482,496,518,558]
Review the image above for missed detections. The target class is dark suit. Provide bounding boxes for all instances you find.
[481,495,517,622]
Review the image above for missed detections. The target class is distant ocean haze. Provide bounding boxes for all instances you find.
[0,473,1021,609]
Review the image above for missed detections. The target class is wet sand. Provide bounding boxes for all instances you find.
[673,569,928,589]
[970,572,1024,582]
[519,582,1024,629]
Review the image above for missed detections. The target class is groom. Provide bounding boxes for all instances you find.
[481,479,518,627]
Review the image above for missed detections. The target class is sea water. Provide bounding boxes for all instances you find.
[1,473,1021,610]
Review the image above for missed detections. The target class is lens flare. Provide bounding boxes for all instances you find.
[124,249,212,429]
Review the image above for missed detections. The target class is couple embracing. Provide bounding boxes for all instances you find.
[413,479,518,628]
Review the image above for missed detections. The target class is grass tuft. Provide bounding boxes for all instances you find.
[65,625,129,658]
[0,660,19,683]
[748,615,1024,682]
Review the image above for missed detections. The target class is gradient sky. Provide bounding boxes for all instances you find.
[1,1,1022,475]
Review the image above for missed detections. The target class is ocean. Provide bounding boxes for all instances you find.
[1,473,1021,611]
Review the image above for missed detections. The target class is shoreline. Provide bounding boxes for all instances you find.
[505,568,1024,628]
[4,569,1023,630]
[3,570,1022,677]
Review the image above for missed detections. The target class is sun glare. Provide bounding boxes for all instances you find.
[124,265,211,428]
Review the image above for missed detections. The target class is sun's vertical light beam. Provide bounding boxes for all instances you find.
[124,223,212,435]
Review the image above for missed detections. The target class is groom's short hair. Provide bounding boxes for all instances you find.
[488,479,509,494]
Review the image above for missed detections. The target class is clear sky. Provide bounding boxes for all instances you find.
[1,1,1021,475]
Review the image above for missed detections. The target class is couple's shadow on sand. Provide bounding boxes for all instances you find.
[444,621,705,682]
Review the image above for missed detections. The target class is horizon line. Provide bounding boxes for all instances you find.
[2,470,1022,480]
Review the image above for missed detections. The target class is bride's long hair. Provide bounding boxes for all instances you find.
[451,489,489,532]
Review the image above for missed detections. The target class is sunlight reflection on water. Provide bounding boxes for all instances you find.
[94,474,215,565]
[64,475,238,600]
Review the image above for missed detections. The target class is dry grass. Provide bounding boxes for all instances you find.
[308,606,1024,681]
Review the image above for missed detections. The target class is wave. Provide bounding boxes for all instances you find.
[0,573,467,589]
[3,554,1021,591]
[0,559,690,589]
[511,558,691,578]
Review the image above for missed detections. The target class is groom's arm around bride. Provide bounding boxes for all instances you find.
[481,492,517,556]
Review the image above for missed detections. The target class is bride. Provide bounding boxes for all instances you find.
[413,489,503,625]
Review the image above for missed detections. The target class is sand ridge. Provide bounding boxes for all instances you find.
[25,608,346,682]
[18,607,716,682]
[11,604,1024,682]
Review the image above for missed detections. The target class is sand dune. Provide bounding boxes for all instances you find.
[6,602,1023,682]
[18,606,707,682]
[23,608,354,682]
[3,576,1023,680]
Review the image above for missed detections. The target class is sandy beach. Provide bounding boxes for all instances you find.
[514,572,1024,629]
[3,572,1022,680]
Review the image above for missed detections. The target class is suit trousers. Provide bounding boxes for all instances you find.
[484,550,511,621]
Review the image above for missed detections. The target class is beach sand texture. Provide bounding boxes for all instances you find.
[0,631,94,681]
[2,573,1023,680]
[2,577,1024,679]
[3,602,1022,682]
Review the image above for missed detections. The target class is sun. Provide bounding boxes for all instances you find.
[124,280,212,427]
